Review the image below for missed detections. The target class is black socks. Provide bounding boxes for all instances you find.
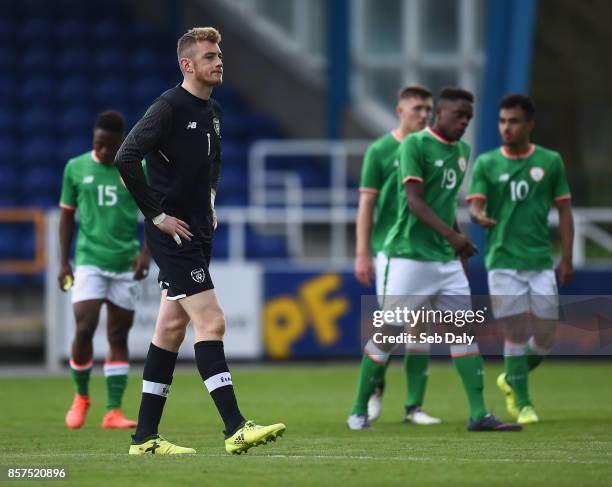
[133,343,178,442]
[194,340,245,436]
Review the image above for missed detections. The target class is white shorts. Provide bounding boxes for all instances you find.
[382,258,471,316]
[71,265,141,311]
[374,252,388,304]
[488,269,558,320]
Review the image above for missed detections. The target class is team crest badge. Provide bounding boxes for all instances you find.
[458,157,467,172]
[191,268,206,283]
[213,117,221,137]
[529,166,545,182]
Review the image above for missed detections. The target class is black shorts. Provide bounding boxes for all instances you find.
[145,220,214,300]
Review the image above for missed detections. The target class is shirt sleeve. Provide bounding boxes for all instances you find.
[552,154,571,202]
[399,135,424,185]
[59,161,77,210]
[466,156,488,201]
[359,144,381,194]
[115,99,172,220]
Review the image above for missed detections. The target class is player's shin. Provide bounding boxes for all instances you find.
[69,357,93,396]
[451,344,487,421]
[104,361,129,410]
[404,344,430,409]
[504,340,531,408]
[351,340,391,415]
[133,343,177,442]
[526,335,552,371]
[194,340,245,437]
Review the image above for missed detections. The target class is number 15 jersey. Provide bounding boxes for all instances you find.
[59,151,141,272]
[466,144,571,271]
[384,127,471,262]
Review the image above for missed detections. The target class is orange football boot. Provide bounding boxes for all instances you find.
[65,394,90,429]
[101,409,137,429]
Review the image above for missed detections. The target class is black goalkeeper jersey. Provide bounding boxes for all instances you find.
[116,85,222,243]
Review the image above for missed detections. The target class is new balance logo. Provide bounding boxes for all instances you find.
[83,175,94,183]
[499,173,510,181]
[186,121,197,129]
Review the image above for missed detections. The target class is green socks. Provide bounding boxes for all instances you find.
[351,354,389,415]
[504,340,531,408]
[104,362,130,411]
[404,352,429,408]
[525,336,548,371]
[451,348,487,421]
[69,358,92,396]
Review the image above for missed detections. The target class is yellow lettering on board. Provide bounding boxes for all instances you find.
[263,297,306,359]
[300,273,349,345]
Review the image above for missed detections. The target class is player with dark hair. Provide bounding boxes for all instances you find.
[115,26,285,455]
[467,93,574,424]
[59,110,150,430]
[357,87,521,432]
[349,85,441,429]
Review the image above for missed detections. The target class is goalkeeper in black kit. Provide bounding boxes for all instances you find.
[116,26,285,455]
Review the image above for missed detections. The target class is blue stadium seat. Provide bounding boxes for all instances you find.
[18,18,52,43]
[21,137,55,165]
[55,19,89,44]
[94,47,125,72]
[22,167,60,196]
[16,0,53,20]
[94,77,130,105]
[58,136,92,164]
[58,47,91,73]
[92,19,123,44]
[130,47,164,73]
[22,47,55,72]
[211,224,229,259]
[19,77,54,104]
[0,228,21,260]
[0,136,17,164]
[0,76,15,103]
[57,76,91,104]
[243,113,282,139]
[0,169,18,207]
[19,108,56,135]
[0,108,14,133]
[130,78,167,104]
[26,194,58,209]
[0,47,15,71]
[245,228,288,259]
[0,18,14,41]
[58,107,95,135]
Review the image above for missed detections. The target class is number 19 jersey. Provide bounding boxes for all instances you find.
[384,127,471,262]
[466,144,571,271]
[59,151,141,272]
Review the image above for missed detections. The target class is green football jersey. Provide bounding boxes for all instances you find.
[59,151,141,273]
[359,131,402,253]
[467,144,571,271]
[384,127,471,261]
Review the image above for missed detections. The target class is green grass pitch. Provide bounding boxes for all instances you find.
[1,361,611,486]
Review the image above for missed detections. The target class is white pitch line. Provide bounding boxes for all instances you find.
[1,453,610,466]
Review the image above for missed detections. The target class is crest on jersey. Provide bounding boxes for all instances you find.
[213,117,221,137]
[529,166,545,182]
[458,157,467,172]
[191,268,206,283]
